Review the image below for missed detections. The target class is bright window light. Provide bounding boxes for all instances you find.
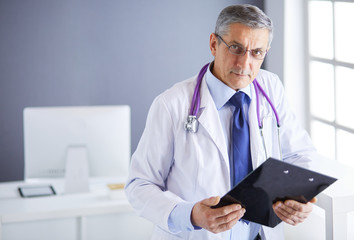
[311,120,335,160]
[308,1,333,59]
[335,2,354,64]
[337,129,354,167]
[336,66,354,128]
[309,61,334,121]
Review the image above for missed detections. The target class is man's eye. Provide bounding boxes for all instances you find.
[252,50,263,56]
[230,45,245,54]
[230,45,242,50]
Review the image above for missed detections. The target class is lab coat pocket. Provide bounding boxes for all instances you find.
[188,128,229,198]
[261,115,281,160]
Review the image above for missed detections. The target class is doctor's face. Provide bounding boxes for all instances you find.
[210,23,270,91]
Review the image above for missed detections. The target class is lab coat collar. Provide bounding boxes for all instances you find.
[205,64,252,110]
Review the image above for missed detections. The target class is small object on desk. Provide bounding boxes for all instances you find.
[107,183,125,190]
[212,158,337,228]
[18,185,56,198]
[107,183,125,199]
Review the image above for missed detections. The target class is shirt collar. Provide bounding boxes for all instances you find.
[205,63,252,110]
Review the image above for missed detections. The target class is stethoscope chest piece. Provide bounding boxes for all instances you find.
[184,115,198,133]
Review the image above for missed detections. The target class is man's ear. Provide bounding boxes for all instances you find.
[209,33,218,57]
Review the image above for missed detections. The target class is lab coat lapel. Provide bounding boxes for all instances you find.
[249,82,267,168]
[197,76,229,169]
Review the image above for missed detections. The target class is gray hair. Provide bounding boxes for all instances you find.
[215,5,273,46]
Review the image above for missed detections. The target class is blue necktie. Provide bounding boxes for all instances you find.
[229,92,252,187]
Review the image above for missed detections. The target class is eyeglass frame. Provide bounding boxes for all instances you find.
[215,34,268,60]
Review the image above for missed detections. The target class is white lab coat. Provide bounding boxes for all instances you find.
[125,69,317,240]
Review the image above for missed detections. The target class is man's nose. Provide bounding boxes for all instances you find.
[235,51,252,70]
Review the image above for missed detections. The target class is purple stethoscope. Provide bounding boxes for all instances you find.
[184,63,283,160]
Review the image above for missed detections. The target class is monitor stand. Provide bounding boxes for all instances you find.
[64,146,90,194]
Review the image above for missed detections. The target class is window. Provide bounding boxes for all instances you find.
[307,0,354,166]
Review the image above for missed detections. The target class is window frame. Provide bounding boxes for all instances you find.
[306,0,354,163]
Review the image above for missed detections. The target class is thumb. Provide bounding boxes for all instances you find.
[201,196,220,207]
[309,197,317,203]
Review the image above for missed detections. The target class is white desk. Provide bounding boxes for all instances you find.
[311,158,354,240]
[0,178,153,240]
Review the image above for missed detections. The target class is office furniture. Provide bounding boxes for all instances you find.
[312,158,354,240]
[0,178,153,240]
[2,159,353,240]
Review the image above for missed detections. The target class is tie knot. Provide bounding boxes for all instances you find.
[229,92,249,109]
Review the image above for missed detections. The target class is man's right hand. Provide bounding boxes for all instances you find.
[191,196,246,234]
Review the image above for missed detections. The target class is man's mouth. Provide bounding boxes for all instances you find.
[230,68,250,77]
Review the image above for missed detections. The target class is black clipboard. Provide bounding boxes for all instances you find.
[212,158,337,227]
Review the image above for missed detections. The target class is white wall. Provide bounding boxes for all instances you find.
[283,0,309,131]
[265,0,308,130]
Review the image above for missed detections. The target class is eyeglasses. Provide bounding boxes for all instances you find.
[216,34,268,60]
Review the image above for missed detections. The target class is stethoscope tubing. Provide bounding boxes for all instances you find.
[191,62,281,128]
[190,63,209,116]
[188,63,283,160]
[253,79,280,128]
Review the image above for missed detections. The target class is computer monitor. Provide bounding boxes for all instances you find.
[23,105,130,181]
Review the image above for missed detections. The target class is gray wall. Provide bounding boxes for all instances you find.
[264,0,284,82]
[0,0,265,182]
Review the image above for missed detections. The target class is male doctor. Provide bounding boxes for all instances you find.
[125,4,318,240]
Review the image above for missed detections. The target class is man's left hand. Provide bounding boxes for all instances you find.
[272,197,317,226]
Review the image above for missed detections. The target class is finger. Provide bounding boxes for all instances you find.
[214,215,241,233]
[273,206,297,225]
[215,208,246,225]
[273,203,310,226]
[274,200,311,215]
[201,196,220,207]
[273,203,306,225]
[274,201,310,219]
[283,200,313,214]
[309,197,317,203]
[213,204,242,218]
[208,208,245,233]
